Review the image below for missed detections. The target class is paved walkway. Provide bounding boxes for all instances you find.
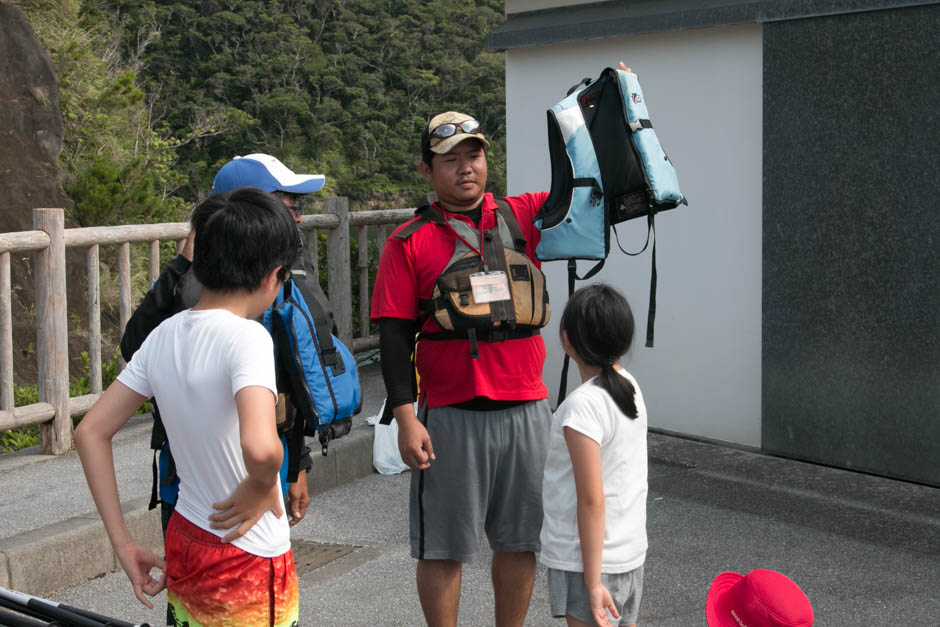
[2,362,938,625]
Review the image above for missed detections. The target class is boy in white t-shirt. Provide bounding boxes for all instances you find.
[75,188,301,625]
[541,284,649,627]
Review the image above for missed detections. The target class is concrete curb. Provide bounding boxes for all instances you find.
[0,427,376,596]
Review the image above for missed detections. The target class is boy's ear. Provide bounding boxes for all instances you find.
[262,266,282,293]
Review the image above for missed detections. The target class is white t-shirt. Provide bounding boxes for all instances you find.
[540,368,648,573]
[118,308,289,558]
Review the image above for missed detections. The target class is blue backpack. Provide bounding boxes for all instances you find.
[264,276,362,454]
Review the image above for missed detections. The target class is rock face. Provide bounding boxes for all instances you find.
[0,4,85,388]
[0,4,68,232]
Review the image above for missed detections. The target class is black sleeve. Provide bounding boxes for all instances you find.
[379,317,419,410]
[120,255,192,361]
[294,445,313,474]
[284,413,312,484]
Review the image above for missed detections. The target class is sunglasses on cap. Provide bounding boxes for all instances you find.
[429,119,482,144]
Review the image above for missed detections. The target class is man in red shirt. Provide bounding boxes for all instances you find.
[371,111,552,627]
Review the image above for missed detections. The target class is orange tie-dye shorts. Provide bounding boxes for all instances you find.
[164,512,299,627]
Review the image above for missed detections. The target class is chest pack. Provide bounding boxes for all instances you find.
[535,66,687,350]
[395,199,551,358]
[263,275,362,455]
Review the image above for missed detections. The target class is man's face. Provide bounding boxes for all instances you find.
[420,140,488,212]
[274,191,304,224]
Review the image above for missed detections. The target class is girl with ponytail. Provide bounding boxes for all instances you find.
[540,284,649,627]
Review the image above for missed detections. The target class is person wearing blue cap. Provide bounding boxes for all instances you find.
[211,153,327,219]
[120,153,331,625]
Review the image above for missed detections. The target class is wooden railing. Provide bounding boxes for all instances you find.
[0,199,413,454]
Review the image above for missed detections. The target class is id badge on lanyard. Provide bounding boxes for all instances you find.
[470,271,511,303]
[443,209,512,304]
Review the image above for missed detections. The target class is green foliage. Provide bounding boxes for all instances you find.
[14,0,189,226]
[16,0,508,215]
[68,350,122,398]
[97,0,508,207]
[0,425,39,453]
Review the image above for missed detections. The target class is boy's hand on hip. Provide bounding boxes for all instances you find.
[209,477,284,542]
[114,539,166,609]
[287,469,310,526]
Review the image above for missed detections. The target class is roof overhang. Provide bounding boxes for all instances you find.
[487,0,937,50]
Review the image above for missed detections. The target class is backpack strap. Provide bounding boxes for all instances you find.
[285,276,345,377]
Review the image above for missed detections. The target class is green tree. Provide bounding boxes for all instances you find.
[98,0,507,208]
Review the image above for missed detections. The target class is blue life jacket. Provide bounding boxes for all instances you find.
[535,67,684,263]
[534,66,687,350]
[264,276,362,455]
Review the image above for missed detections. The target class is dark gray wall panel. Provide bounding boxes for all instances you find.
[762,6,939,485]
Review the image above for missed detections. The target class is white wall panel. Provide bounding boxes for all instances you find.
[505,24,763,445]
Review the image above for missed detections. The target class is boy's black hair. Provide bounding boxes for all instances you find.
[190,187,299,293]
[560,283,639,419]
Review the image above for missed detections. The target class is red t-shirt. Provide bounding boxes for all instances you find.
[371,192,550,408]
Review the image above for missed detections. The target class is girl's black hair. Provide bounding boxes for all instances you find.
[560,283,638,419]
[190,188,299,293]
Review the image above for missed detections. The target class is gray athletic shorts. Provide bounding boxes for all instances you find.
[409,399,551,563]
[547,565,644,626]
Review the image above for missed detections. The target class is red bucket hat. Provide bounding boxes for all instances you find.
[706,569,814,627]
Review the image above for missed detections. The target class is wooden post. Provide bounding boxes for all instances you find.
[34,208,71,454]
[118,242,131,336]
[1,251,12,412]
[358,225,369,339]
[377,225,387,259]
[87,245,102,394]
[308,229,319,277]
[149,240,160,286]
[326,197,353,346]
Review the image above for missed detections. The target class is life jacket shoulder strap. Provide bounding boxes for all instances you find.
[394,205,442,240]
[493,198,527,253]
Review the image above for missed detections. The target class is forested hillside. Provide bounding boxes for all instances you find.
[15,0,507,224]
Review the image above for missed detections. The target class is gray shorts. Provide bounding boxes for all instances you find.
[547,565,644,626]
[409,399,551,563]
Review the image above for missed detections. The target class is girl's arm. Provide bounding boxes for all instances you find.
[565,426,620,627]
[74,381,166,608]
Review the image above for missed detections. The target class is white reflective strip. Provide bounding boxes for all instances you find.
[554,106,585,144]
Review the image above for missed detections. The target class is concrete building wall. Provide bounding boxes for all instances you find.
[505,24,764,445]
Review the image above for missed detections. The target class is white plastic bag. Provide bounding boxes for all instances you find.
[372,399,410,475]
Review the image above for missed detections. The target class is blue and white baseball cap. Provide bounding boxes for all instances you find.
[210,154,326,196]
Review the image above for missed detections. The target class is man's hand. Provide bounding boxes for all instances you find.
[287,469,310,526]
[114,539,166,609]
[588,583,620,627]
[395,407,434,470]
[209,477,283,542]
[619,61,632,73]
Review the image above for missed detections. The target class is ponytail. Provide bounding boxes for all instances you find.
[560,284,639,420]
[597,363,638,419]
